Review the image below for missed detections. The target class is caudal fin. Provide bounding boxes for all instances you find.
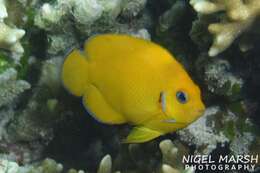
[62,49,89,97]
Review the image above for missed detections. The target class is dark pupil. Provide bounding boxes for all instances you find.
[177,91,187,103]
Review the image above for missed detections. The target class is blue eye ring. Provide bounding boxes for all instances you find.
[176,91,188,104]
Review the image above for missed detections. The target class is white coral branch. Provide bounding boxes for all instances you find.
[190,0,260,56]
[97,155,112,173]
[0,0,25,54]
[0,0,7,20]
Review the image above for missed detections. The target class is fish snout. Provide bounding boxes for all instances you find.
[188,107,205,122]
[198,109,205,115]
[197,101,206,115]
[193,105,205,119]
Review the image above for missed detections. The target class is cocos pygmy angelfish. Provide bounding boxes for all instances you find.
[62,34,205,143]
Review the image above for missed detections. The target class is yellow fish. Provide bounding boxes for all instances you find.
[62,34,205,143]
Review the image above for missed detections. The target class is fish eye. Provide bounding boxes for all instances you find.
[176,91,188,104]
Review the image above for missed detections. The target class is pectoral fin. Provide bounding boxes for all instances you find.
[124,126,163,143]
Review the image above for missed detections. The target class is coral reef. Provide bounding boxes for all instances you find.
[159,139,194,173]
[0,0,25,54]
[0,154,116,173]
[0,58,64,165]
[34,0,149,55]
[0,158,65,173]
[7,58,63,141]
[0,0,259,173]
[190,0,260,56]
[178,105,257,156]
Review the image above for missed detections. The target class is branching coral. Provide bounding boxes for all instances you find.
[97,155,112,173]
[0,0,7,20]
[0,154,118,173]
[34,0,125,31]
[190,0,260,56]
[34,0,149,55]
[159,139,194,173]
[0,0,25,54]
[0,159,19,173]
[0,158,63,173]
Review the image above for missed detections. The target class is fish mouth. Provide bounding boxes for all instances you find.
[197,109,205,115]
[162,109,205,125]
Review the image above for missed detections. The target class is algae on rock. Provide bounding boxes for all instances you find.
[178,107,229,154]
[0,68,30,107]
[204,59,243,100]
[7,58,63,143]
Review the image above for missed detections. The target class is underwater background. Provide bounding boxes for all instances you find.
[0,0,259,172]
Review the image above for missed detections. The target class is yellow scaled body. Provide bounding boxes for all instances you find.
[62,34,205,143]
